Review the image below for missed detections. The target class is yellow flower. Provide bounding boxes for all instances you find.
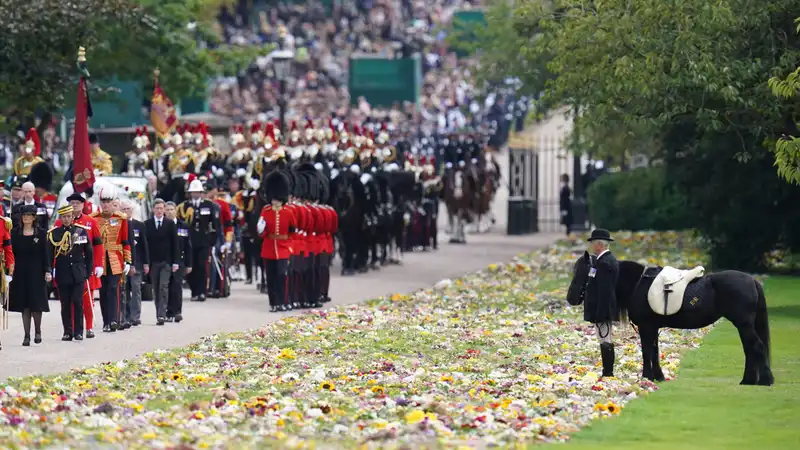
[32,379,43,388]
[439,375,454,383]
[367,379,377,385]
[141,432,156,440]
[192,375,209,384]
[170,372,186,383]
[319,381,336,391]
[405,409,426,424]
[277,348,297,360]
[373,420,388,429]
[606,401,622,414]
[487,263,499,272]
[370,385,385,395]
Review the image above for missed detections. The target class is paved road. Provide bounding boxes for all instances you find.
[1,231,561,380]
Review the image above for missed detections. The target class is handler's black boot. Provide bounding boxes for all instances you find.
[600,343,615,378]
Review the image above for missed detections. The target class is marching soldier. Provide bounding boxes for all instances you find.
[177,179,220,301]
[91,187,132,332]
[257,170,295,312]
[90,133,114,176]
[14,128,46,178]
[49,205,93,341]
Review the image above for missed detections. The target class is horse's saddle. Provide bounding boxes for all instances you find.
[647,265,705,315]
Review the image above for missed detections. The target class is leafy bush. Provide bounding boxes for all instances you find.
[587,167,693,232]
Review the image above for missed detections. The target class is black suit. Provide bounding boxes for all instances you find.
[168,218,192,318]
[584,251,620,324]
[48,224,93,336]
[125,219,149,324]
[144,216,178,320]
[11,201,49,230]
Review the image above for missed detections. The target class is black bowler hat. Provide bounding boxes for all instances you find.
[587,228,614,242]
[66,193,86,203]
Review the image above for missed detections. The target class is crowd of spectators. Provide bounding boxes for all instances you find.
[206,0,520,135]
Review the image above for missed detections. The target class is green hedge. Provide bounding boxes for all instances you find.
[587,167,693,231]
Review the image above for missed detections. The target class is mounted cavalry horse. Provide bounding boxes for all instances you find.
[442,160,475,244]
[567,251,774,386]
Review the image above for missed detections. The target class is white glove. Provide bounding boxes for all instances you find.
[257,217,266,235]
[123,264,131,276]
[171,264,179,272]
[94,267,104,278]
[5,275,12,284]
[221,243,231,253]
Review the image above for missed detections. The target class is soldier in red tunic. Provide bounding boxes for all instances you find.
[58,193,105,338]
[0,211,15,350]
[257,170,295,312]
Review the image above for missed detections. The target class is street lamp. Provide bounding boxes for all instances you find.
[270,49,295,137]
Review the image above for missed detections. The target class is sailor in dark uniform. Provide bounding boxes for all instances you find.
[584,229,620,378]
[48,205,94,341]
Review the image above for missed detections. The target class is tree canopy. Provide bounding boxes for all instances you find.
[0,0,265,129]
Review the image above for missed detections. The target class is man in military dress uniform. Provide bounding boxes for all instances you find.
[91,187,132,332]
[177,179,221,301]
[257,171,296,312]
[49,205,94,341]
[207,179,233,298]
[90,133,114,176]
[14,128,46,178]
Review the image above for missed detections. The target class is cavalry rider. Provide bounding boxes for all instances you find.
[257,170,296,312]
[49,204,93,342]
[14,128,45,178]
[177,178,221,302]
[126,127,156,177]
[420,153,442,251]
[227,125,251,175]
[90,133,114,176]
[57,193,105,339]
[583,229,621,378]
[91,187,132,332]
[206,178,234,298]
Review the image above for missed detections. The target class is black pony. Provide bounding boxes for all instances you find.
[567,252,774,386]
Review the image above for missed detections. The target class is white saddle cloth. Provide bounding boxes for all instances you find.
[647,265,705,315]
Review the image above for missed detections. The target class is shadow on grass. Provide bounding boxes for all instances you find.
[768,305,800,320]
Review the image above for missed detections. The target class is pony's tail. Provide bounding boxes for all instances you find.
[754,279,771,368]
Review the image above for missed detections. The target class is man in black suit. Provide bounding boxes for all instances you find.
[11,181,48,230]
[48,205,93,341]
[584,229,620,378]
[144,199,178,325]
[121,200,149,328]
[165,201,192,322]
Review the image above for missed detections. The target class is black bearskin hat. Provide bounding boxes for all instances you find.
[303,172,318,202]
[295,162,317,174]
[292,170,308,199]
[264,170,290,204]
[28,162,54,191]
[89,133,99,145]
[316,171,330,204]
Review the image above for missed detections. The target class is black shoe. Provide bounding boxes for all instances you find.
[245,279,253,285]
[269,306,277,313]
[174,314,183,323]
[600,343,615,378]
[122,322,131,330]
[34,332,42,344]
[22,335,31,347]
[132,320,141,326]
[74,334,83,341]
[102,325,111,332]
[198,295,206,301]
[62,333,73,341]
[212,290,221,298]
[157,317,165,325]
[190,296,198,302]
[86,330,95,339]
[110,322,118,332]
[166,316,174,322]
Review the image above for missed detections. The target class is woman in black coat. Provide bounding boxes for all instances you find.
[8,205,52,346]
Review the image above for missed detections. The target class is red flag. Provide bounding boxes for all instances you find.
[73,76,95,193]
[151,79,178,139]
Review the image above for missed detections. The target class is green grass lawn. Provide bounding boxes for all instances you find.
[561,276,800,450]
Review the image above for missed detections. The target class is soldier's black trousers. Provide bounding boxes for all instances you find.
[318,253,331,300]
[265,258,289,307]
[189,246,210,297]
[304,254,316,305]
[243,238,258,281]
[168,268,185,317]
[58,282,84,336]
[99,272,121,325]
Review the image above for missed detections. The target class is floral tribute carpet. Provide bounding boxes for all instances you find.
[1,232,711,449]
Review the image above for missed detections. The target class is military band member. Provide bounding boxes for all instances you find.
[49,205,93,341]
[258,170,296,312]
[90,133,114,176]
[177,179,220,301]
[583,229,621,378]
[58,193,105,339]
[14,128,46,178]
[166,201,192,322]
[91,188,132,332]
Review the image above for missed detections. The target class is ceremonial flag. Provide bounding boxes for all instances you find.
[73,47,95,194]
[150,70,178,139]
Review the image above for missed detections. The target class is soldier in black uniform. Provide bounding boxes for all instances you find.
[176,179,220,301]
[48,205,94,341]
[584,229,620,378]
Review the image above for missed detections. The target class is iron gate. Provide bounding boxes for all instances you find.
[506,134,588,235]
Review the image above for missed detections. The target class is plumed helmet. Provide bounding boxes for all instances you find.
[24,128,41,156]
[264,170,290,203]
